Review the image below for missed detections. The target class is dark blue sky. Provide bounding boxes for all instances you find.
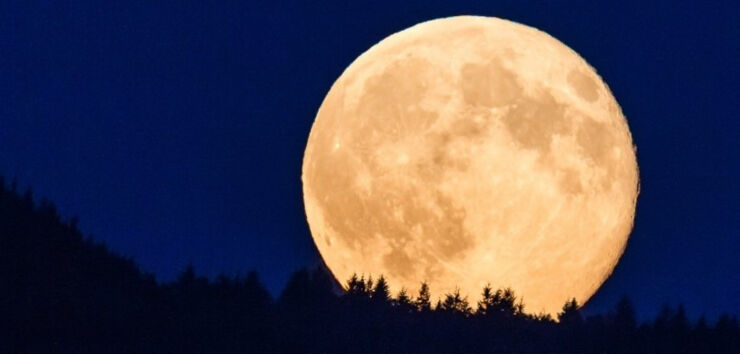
[1,1,738,320]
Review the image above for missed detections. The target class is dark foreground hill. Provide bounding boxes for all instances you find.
[0,178,737,353]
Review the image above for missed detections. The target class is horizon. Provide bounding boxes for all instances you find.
[2,0,738,324]
[1,175,734,323]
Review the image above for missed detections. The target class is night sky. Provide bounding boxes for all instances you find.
[1,1,738,320]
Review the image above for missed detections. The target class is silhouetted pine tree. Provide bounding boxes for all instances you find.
[346,273,370,300]
[612,296,637,331]
[415,281,431,312]
[558,298,585,353]
[439,288,471,316]
[372,275,390,304]
[393,288,415,314]
[279,268,312,308]
[477,285,522,319]
[559,298,583,326]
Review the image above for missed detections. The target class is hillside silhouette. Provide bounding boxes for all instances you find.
[0,178,738,353]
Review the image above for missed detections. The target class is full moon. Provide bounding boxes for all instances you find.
[302,16,638,316]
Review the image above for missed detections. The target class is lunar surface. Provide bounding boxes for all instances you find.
[302,16,638,316]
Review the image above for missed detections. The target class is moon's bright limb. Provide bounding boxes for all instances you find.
[302,16,638,316]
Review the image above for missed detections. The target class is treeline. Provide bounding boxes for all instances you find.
[0,178,738,353]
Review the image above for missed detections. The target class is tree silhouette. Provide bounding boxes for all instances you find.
[365,275,374,294]
[477,285,522,319]
[612,296,637,331]
[1,177,738,353]
[279,268,313,308]
[415,281,432,312]
[346,273,370,300]
[372,275,390,304]
[439,288,471,316]
[393,288,415,314]
[559,298,583,326]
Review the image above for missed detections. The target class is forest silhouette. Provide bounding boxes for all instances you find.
[0,177,738,353]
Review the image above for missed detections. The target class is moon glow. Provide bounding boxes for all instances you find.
[302,16,638,315]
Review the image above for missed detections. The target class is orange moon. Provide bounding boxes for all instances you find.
[302,16,638,315]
